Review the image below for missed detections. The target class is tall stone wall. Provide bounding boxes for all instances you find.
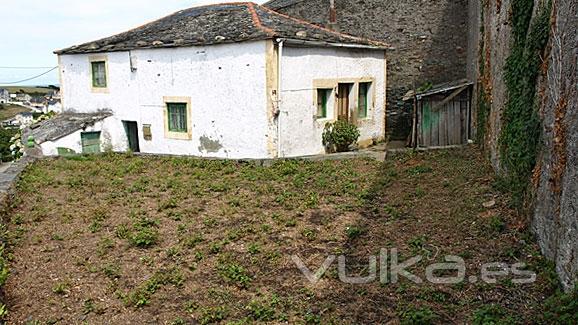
[532,0,577,291]
[478,0,577,291]
[265,0,470,140]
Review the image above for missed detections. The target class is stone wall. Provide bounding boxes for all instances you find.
[532,0,577,291]
[478,0,577,291]
[265,0,470,140]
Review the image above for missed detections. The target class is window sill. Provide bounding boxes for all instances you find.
[91,87,109,94]
[165,131,191,140]
[315,117,335,123]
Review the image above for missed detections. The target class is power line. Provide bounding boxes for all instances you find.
[0,67,58,85]
[0,66,56,69]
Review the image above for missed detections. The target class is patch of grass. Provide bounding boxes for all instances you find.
[52,282,69,295]
[122,268,184,307]
[301,228,317,241]
[218,262,252,289]
[486,216,506,234]
[102,263,121,280]
[399,306,438,325]
[345,225,364,239]
[408,235,428,254]
[199,306,228,325]
[97,237,115,256]
[246,294,280,321]
[541,285,578,323]
[472,304,517,324]
[406,165,433,176]
[248,242,261,255]
[129,217,160,248]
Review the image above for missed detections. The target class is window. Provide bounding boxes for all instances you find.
[167,103,188,133]
[91,61,107,88]
[317,89,332,119]
[358,82,371,119]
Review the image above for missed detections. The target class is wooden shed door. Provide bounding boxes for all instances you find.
[337,83,352,121]
[81,131,101,154]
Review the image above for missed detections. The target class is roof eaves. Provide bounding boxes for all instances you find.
[282,38,389,50]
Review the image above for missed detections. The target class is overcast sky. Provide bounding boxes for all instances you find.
[0,0,265,86]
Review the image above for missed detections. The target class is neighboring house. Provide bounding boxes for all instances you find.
[15,93,31,103]
[46,99,62,114]
[30,97,46,109]
[12,112,34,127]
[46,2,388,158]
[0,88,9,104]
[264,0,473,141]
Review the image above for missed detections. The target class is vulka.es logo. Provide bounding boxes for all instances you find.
[292,248,536,285]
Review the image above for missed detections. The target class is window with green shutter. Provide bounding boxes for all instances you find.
[167,103,188,133]
[317,89,332,119]
[358,82,371,119]
[91,61,107,88]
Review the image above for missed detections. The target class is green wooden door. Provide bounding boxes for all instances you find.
[81,132,101,154]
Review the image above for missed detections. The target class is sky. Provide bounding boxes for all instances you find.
[0,0,266,86]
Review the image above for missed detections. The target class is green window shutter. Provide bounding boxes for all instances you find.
[167,103,188,132]
[317,89,330,118]
[81,132,101,154]
[91,61,107,88]
[358,83,370,118]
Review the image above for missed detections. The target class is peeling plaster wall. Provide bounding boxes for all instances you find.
[59,41,270,159]
[280,46,386,157]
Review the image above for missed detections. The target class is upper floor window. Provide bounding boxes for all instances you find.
[91,61,107,88]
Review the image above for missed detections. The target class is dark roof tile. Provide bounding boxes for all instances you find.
[56,2,386,55]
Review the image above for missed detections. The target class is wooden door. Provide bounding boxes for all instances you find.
[337,83,352,121]
[123,121,140,152]
[81,131,101,154]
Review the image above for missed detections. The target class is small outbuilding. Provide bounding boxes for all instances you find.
[49,2,389,158]
[404,79,473,148]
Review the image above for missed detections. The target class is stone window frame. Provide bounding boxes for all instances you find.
[163,96,192,140]
[88,55,109,93]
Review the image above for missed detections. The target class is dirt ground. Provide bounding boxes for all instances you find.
[2,148,564,324]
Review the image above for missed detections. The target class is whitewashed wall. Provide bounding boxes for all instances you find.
[279,46,386,157]
[59,41,269,159]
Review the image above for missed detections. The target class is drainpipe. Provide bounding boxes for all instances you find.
[276,38,285,158]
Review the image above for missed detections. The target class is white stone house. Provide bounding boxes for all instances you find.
[45,2,388,159]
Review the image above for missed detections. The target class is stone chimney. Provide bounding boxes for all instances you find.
[328,0,339,31]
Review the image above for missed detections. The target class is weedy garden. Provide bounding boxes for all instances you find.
[1,148,573,324]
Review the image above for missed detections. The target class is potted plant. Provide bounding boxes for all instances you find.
[322,120,360,153]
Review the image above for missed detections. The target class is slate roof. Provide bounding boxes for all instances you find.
[26,111,113,143]
[55,2,386,55]
[264,0,306,10]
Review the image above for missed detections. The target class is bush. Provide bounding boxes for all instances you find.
[322,120,360,153]
[0,127,19,162]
